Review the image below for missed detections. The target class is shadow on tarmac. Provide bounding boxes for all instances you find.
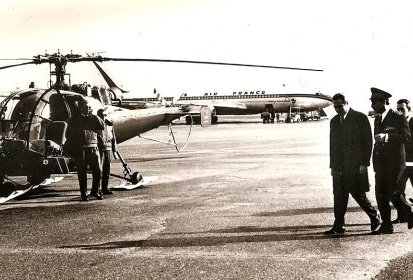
[254,206,362,217]
[2,187,86,206]
[192,223,370,234]
[123,155,190,163]
[61,224,375,251]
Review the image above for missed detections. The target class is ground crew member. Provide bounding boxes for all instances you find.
[370,88,413,234]
[325,93,381,235]
[66,99,104,201]
[97,108,117,195]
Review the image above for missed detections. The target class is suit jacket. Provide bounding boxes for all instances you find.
[372,109,411,172]
[330,108,372,171]
[406,118,413,162]
[330,108,372,191]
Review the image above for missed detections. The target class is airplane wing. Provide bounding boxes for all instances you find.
[114,99,162,109]
[179,100,247,114]
[211,101,248,110]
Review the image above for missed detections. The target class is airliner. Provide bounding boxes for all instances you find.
[90,59,332,123]
[115,90,332,123]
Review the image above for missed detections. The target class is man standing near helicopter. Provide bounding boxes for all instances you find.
[97,108,118,195]
[65,99,105,201]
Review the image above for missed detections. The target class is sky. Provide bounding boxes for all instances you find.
[1,0,413,112]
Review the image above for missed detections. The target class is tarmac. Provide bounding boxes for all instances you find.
[1,116,413,280]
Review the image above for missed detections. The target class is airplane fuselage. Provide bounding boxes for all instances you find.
[118,91,332,115]
[180,92,332,114]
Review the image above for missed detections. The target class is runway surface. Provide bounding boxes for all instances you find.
[1,117,413,280]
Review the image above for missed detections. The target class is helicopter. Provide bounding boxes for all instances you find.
[0,51,323,203]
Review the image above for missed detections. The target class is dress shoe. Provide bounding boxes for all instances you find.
[392,217,407,224]
[81,194,88,201]
[380,227,394,234]
[102,189,113,195]
[407,213,413,229]
[324,227,345,235]
[371,219,381,234]
[90,192,103,200]
[371,229,382,235]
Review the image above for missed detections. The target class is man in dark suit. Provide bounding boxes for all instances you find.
[370,88,413,234]
[325,93,381,235]
[392,99,413,222]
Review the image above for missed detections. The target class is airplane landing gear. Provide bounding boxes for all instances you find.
[186,115,193,125]
[212,115,218,124]
[261,111,274,124]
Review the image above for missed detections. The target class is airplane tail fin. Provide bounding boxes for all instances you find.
[153,88,167,106]
[318,108,327,117]
[172,93,184,104]
[320,106,335,119]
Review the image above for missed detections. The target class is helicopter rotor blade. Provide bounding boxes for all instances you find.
[0,61,37,71]
[0,58,34,61]
[100,57,323,72]
[0,54,323,72]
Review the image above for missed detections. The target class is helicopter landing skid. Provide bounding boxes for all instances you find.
[0,176,65,203]
[108,150,147,190]
[0,181,39,203]
[110,175,157,190]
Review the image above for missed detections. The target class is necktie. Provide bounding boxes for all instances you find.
[340,116,344,125]
[377,114,382,123]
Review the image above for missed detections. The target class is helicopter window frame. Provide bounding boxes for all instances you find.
[24,88,56,153]
[0,90,45,141]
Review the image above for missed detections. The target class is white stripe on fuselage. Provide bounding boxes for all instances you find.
[118,92,332,114]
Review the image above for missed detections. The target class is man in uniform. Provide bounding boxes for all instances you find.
[392,99,413,222]
[370,88,413,234]
[66,99,105,201]
[97,108,117,195]
[325,93,381,235]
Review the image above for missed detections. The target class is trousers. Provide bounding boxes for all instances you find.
[100,150,111,191]
[375,168,413,229]
[76,147,102,196]
[332,173,378,228]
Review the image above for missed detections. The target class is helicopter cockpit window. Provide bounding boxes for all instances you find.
[0,89,56,154]
[0,90,39,139]
[90,86,111,106]
[49,94,70,121]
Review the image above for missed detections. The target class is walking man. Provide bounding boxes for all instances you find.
[370,88,413,234]
[392,99,413,222]
[325,93,381,235]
